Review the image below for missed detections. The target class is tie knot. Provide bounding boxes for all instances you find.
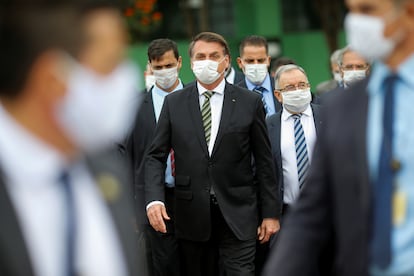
[291,113,302,120]
[254,86,266,93]
[203,90,214,99]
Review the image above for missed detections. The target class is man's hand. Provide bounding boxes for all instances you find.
[147,204,170,233]
[257,218,280,244]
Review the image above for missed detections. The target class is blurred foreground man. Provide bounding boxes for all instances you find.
[263,0,414,275]
[0,2,141,276]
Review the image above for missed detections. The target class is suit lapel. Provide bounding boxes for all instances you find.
[86,155,140,276]
[0,171,35,276]
[311,104,322,135]
[354,89,371,221]
[188,86,210,157]
[143,90,157,130]
[211,83,236,157]
[271,112,283,171]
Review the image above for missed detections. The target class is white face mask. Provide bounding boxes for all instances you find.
[244,63,268,85]
[57,61,139,154]
[145,74,156,91]
[333,72,342,83]
[345,13,397,61]
[192,58,224,85]
[153,67,178,90]
[282,88,312,113]
[342,70,366,87]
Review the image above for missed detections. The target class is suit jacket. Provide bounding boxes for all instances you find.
[236,77,283,113]
[263,79,371,276]
[125,90,157,225]
[0,149,142,276]
[266,104,322,208]
[145,82,280,242]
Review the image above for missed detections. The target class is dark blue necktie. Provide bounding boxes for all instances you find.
[371,74,399,269]
[254,86,269,115]
[59,171,77,276]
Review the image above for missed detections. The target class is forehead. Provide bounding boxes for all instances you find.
[192,40,224,56]
[279,69,308,85]
[150,50,178,64]
[342,51,367,65]
[241,45,267,57]
[345,0,394,15]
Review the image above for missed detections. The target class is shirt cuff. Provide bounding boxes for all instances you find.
[146,201,165,210]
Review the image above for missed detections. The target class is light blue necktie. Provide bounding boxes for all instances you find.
[292,114,309,189]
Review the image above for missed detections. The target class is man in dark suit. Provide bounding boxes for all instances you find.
[126,38,184,276]
[267,65,321,217]
[263,0,414,275]
[225,66,244,85]
[236,35,282,117]
[145,32,280,276]
[0,2,142,275]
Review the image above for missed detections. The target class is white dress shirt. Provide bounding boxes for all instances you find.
[280,105,317,204]
[0,104,127,276]
[197,79,225,155]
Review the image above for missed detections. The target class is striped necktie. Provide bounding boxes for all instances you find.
[202,91,214,145]
[292,114,309,189]
[254,86,269,115]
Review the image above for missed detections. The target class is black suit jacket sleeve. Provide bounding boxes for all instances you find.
[263,138,333,275]
[251,97,281,219]
[144,96,171,205]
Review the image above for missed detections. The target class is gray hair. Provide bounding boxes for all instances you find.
[338,46,352,67]
[331,48,345,65]
[274,64,308,90]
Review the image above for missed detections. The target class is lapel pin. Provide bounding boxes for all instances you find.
[232,99,236,102]
[96,173,121,203]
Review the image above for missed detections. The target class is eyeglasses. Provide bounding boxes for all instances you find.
[341,64,369,71]
[279,82,310,92]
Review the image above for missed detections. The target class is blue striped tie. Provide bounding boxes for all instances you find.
[254,86,269,115]
[292,114,309,189]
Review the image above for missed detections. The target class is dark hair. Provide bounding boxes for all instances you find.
[147,38,180,62]
[271,57,296,74]
[239,35,268,56]
[188,32,230,58]
[0,2,80,98]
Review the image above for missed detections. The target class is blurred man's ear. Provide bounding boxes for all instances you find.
[236,57,244,71]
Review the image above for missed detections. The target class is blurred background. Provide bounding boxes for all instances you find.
[124,0,348,90]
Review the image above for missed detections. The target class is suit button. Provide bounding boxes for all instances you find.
[208,161,213,168]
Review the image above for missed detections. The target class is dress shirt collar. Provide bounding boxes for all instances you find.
[197,78,226,96]
[368,53,414,96]
[281,104,312,122]
[0,103,69,188]
[245,73,272,92]
[153,79,183,97]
